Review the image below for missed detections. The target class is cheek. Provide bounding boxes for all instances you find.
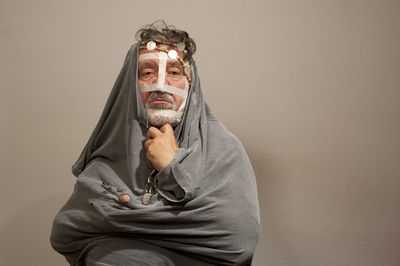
[168,77,186,90]
[170,78,188,109]
[141,92,150,105]
[173,95,184,109]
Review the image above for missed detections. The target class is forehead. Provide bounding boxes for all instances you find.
[138,44,185,58]
[138,48,184,70]
[138,59,183,71]
[138,56,183,68]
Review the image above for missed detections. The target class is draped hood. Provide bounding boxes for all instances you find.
[50,43,261,266]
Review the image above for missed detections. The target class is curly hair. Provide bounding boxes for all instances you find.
[135,20,196,59]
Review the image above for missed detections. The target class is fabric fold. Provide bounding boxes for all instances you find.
[155,147,200,203]
[50,42,261,266]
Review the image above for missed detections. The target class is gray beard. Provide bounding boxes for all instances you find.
[147,111,181,128]
[145,92,181,127]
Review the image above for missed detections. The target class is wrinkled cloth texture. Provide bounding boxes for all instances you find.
[50,43,261,266]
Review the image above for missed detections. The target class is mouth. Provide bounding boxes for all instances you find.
[150,98,173,105]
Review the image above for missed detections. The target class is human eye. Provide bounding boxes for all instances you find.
[143,70,153,76]
[139,67,156,80]
[167,67,183,76]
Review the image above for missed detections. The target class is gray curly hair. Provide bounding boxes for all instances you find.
[135,20,196,59]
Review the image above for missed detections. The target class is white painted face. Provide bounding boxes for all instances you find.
[138,45,190,127]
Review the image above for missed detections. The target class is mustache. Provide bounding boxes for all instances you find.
[145,91,177,111]
[147,91,175,105]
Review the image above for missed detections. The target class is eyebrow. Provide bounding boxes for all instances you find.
[138,61,158,70]
[167,61,183,70]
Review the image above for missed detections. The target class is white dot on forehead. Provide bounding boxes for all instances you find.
[168,50,178,59]
[146,41,156,50]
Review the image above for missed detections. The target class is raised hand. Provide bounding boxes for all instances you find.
[144,124,179,171]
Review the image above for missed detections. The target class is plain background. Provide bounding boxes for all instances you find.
[1,0,400,265]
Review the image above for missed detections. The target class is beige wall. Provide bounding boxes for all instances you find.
[1,0,400,265]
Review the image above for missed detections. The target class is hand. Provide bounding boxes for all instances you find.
[144,124,179,171]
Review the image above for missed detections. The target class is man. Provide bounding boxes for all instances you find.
[50,21,261,266]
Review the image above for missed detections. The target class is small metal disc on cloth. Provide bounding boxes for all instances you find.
[142,193,152,205]
[168,50,178,59]
[146,41,156,50]
[120,193,130,202]
[184,64,191,75]
[177,42,185,52]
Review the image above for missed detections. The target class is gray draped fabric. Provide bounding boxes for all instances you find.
[50,43,261,266]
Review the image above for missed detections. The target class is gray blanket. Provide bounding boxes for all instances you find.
[50,43,261,266]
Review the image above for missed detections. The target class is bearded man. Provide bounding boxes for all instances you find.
[50,21,261,266]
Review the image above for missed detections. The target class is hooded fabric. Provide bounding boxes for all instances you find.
[50,43,261,266]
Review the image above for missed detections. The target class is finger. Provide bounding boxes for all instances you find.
[144,139,153,150]
[160,123,173,135]
[147,127,162,139]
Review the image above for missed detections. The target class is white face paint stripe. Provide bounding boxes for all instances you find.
[146,109,183,119]
[138,52,168,86]
[138,52,190,99]
[158,53,167,86]
[138,53,161,61]
[183,77,189,92]
[140,84,187,98]
[138,51,190,123]
[177,96,187,113]
[177,79,189,113]
[138,52,190,87]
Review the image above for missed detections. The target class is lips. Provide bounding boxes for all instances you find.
[150,98,172,105]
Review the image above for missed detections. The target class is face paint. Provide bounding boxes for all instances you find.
[138,49,190,127]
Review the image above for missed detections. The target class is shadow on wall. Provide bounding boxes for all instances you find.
[244,140,292,265]
[0,194,69,266]
[0,142,275,266]
[243,138,282,220]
